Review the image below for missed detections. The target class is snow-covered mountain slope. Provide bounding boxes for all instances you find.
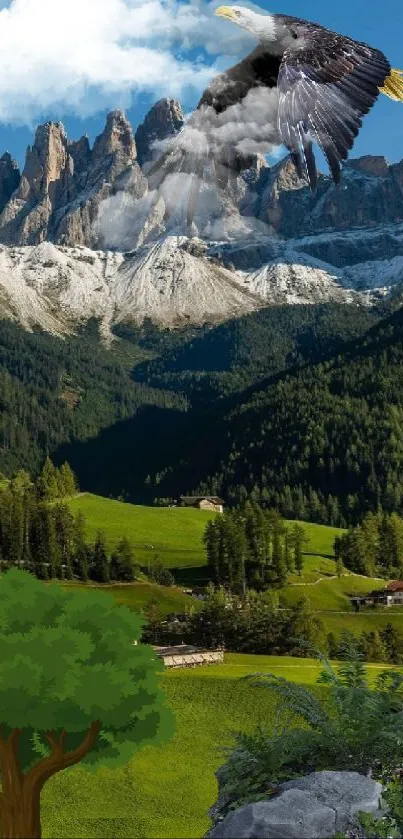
[111,237,262,327]
[0,108,402,335]
[0,238,261,335]
[2,223,403,336]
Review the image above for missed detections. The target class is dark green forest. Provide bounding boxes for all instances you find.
[0,319,187,476]
[0,299,402,524]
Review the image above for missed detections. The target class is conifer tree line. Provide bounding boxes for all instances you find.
[334,512,403,579]
[203,502,307,593]
[144,587,403,665]
[143,586,326,655]
[0,460,137,583]
[327,627,403,666]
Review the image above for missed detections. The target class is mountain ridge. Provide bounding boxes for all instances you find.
[0,102,401,333]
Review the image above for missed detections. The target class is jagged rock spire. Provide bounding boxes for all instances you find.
[0,111,145,247]
[135,98,184,167]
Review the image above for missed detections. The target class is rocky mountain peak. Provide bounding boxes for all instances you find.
[0,152,20,213]
[0,111,146,247]
[21,121,69,202]
[0,104,401,335]
[135,98,184,166]
[93,110,136,163]
[345,156,390,178]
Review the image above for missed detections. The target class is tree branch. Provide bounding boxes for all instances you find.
[25,721,101,791]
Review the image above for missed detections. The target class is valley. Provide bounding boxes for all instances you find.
[0,93,402,839]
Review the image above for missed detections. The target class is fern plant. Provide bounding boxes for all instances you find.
[212,645,403,824]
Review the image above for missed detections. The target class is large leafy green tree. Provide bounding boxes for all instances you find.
[0,569,173,838]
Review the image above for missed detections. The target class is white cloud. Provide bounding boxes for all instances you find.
[0,0,257,124]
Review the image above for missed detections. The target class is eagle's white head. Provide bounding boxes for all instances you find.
[215,5,277,43]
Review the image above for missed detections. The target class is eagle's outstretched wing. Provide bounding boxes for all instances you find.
[277,24,391,190]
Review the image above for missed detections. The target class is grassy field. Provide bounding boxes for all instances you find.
[279,572,403,638]
[68,495,343,582]
[287,553,337,584]
[61,581,200,618]
[41,652,394,839]
[286,520,344,559]
[68,494,216,574]
[280,575,382,611]
[66,495,403,638]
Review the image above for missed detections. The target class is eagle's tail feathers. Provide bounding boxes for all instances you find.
[379,69,403,102]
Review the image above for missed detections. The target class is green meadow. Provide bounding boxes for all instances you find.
[41,653,395,839]
[68,494,215,576]
[61,580,200,618]
[286,519,344,559]
[279,574,383,611]
[67,496,342,582]
[67,494,403,638]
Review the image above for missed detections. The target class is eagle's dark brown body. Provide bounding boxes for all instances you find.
[196,15,390,190]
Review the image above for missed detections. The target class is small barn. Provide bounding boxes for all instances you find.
[180,496,224,514]
[351,581,403,609]
[153,645,224,669]
[385,581,403,605]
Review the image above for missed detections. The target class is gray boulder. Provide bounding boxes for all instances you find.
[207,771,383,839]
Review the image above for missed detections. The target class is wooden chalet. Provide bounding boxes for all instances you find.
[180,496,224,513]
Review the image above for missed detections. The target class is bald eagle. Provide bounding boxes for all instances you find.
[147,5,403,225]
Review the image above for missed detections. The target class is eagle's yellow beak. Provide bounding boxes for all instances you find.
[215,6,238,21]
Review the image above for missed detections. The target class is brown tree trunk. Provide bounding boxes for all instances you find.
[0,728,41,838]
[1,723,100,839]
[1,787,41,839]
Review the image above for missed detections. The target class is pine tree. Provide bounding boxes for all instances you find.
[361,630,387,663]
[54,504,75,574]
[73,511,89,581]
[284,531,295,574]
[204,520,221,584]
[271,526,287,586]
[286,595,327,655]
[292,524,307,576]
[58,462,78,498]
[144,599,162,644]
[90,532,110,583]
[110,538,136,582]
[380,623,403,664]
[37,457,59,501]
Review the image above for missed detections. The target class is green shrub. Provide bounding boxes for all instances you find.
[358,780,403,838]
[212,645,403,824]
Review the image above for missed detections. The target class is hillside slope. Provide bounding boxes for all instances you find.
[145,306,403,524]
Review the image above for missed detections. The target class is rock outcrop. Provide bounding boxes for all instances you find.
[0,111,146,248]
[252,154,403,238]
[0,103,401,333]
[0,153,20,214]
[134,98,184,166]
[207,771,383,839]
[0,103,401,253]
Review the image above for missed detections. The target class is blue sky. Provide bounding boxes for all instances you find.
[0,0,402,170]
